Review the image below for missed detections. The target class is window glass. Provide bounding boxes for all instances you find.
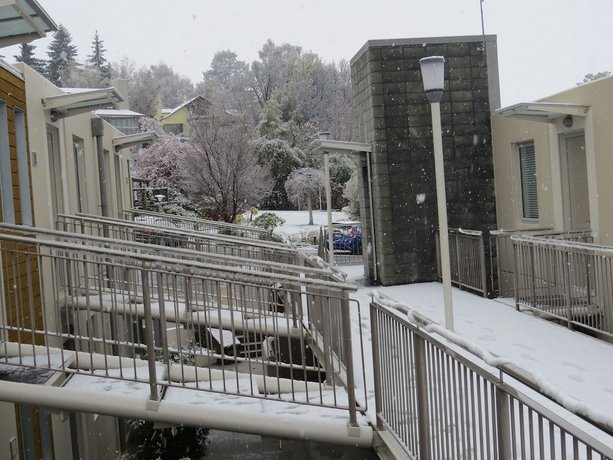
[0,100,14,223]
[73,136,88,213]
[15,108,32,225]
[519,142,538,220]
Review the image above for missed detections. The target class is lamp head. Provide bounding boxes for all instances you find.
[420,56,445,103]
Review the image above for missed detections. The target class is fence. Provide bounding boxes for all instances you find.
[122,209,278,242]
[436,228,488,297]
[0,230,364,423]
[512,234,612,338]
[490,229,592,298]
[370,300,613,459]
[57,213,299,267]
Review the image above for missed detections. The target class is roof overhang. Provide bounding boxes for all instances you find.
[42,88,124,121]
[113,132,158,152]
[308,139,372,154]
[0,0,57,48]
[495,102,590,123]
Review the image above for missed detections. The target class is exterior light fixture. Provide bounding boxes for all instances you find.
[420,56,445,103]
[420,55,454,331]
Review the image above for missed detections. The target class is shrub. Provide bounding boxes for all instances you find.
[253,212,285,232]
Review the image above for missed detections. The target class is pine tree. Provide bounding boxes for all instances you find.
[14,42,46,74]
[46,24,78,86]
[87,30,111,82]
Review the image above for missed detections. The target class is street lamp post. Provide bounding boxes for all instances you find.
[318,131,335,265]
[420,56,455,331]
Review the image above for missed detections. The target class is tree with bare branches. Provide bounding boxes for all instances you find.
[183,109,273,222]
[284,167,325,225]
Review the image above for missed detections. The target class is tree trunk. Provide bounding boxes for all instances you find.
[308,194,313,225]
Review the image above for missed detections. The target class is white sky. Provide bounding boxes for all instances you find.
[7,0,613,106]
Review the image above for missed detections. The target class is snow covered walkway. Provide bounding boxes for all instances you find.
[344,265,613,441]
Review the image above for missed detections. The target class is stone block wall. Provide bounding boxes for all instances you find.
[351,35,500,286]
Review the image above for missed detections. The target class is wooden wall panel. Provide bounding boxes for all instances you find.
[1,66,43,345]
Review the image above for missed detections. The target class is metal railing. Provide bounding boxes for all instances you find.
[436,228,488,297]
[1,223,342,284]
[512,234,612,337]
[122,209,278,242]
[0,229,364,423]
[370,299,613,459]
[490,228,593,297]
[57,213,299,267]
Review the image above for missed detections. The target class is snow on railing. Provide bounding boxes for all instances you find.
[369,290,613,459]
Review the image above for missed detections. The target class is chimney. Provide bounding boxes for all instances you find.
[110,78,130,110]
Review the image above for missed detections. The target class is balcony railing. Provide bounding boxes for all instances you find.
[512,234,612,338]
[122,209,278,242]
[436,228,488,297]
[490,228,593,298]
[57,213,299,267]
[370,298,613,459]
[0,227,364,425]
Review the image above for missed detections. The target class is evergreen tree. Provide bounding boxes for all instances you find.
[87,30,111,81]
[46,24,78,86]
[14,42,46,74]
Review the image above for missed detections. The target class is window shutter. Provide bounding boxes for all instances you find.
[519,143,538,219]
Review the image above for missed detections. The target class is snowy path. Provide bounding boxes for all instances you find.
[344,264,613,435]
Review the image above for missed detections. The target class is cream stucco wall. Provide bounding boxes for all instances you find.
[13,62,133,229]
[492,76,613,244]
[0,403,18,460]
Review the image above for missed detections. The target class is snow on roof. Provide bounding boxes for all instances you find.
[61,87,104,94]
[95,109,144,117]
[160,96,208,120]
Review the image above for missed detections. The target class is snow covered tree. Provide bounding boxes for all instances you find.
[342,169,360,218]
[87,30,112,82]
[250,40,302,109]
[253,137,303,209]
[13,42,46,74]
[121,62,194,117]
[45,24,78,86]
[132,135,186,188]
[285,167,325,225]
[578,71,611,85]
[197,50,258,122]
[183,108,273,222]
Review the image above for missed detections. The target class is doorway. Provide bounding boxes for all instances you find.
[560,132,591,232]
[46,125,64,219]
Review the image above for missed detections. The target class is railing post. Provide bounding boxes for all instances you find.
[563,250,573,329]
[455,230,462,288]
[156,272,169,365]
[413,332,431,460]
[495,384,513,460]
[369,301,385,430]
[480,232,488,298]
[340,291,358,427]
[141,268,159,401]
[512,240,520,311]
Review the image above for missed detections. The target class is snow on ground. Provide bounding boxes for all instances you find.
[273,211,613,439]
[263,209,350,245]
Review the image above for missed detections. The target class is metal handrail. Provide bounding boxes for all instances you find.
[370,298,613,458]
[122,208,277,241]
[436,227,489,297]
[0,229,362,425]
[511,232,613,337]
